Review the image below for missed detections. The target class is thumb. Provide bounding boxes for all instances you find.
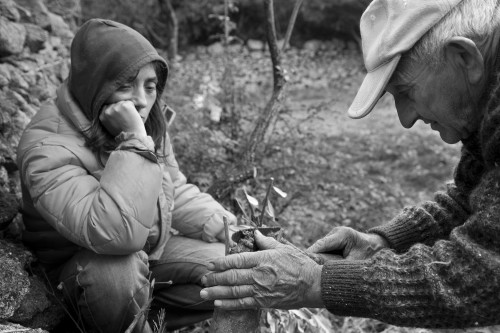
[255,230,282,250]
[308,234,345,253]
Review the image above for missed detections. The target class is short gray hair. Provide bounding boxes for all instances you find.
[407,0,500,67]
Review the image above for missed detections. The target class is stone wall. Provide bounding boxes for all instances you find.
[0,0,74,331]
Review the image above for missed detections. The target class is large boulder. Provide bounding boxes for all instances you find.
[0,239,64,330]
[0,239,32,319]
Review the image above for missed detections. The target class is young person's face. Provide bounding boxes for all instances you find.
[105,63,158,123]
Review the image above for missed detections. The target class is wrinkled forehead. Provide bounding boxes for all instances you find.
[388,53,425,88]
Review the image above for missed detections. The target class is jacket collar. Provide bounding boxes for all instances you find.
[56,81,92,137]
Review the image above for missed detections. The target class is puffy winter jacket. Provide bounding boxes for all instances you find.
[17,19,234,267]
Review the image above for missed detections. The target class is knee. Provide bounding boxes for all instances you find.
[61,250,150,302]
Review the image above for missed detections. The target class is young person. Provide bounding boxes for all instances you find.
[17,18,235,333]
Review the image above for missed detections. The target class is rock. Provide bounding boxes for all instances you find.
[0,16,27,57]
[24,22,49,52]
[0,89,18,116]
[8,66,30,91]
[0,63,10,87]
[0,322,48,333]
[303,39,322,52]
[0,0,20,22]
[0,239,63,330]
[247,39,264,52]
[10,276,65,330]
[207,42,224,56]
[0,238,32,319]
[16,0,51,30]
[48,12,73,39]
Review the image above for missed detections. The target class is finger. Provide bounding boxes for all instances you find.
[209,252,264,271]
[200,285,254,301]
[254,230,282,250]
[307,234,345,253]
[203,269,255,287]
[214,297,258,310]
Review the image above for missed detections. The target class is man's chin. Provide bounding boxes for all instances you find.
[438,131,462,144]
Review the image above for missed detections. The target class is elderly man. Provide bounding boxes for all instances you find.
[200,0,500,329]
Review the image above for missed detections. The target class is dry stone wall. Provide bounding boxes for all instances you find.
[0,0,73,331]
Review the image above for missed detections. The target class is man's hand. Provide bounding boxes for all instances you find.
[308,226,389,260]
[99,100,147,137]
[200,230,324,310]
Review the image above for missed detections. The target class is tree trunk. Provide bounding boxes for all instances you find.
[158,0,178,61]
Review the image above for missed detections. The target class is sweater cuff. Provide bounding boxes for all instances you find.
[321,260,371,317]
[368,206,428,251]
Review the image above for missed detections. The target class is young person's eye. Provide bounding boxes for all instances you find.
[117,83,132,91]
[145,83,157,93]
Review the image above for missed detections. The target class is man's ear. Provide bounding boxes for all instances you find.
[444,36,484,85]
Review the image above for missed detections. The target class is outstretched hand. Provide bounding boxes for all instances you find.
[200,230,324,310]
[308,226,389,260]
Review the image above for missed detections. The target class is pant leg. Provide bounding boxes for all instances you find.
[149,235,225,329]
[58,249,153,333]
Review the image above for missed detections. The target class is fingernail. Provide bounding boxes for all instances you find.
[201,276,207,286]
[214,300,222,307]
[207,262,215,270]
[200,289,208,299]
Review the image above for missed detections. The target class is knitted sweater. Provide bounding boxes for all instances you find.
[320,82,500,328]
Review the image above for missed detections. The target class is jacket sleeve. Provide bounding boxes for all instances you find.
[321,169,500,328]
[161,133,236,242]
[20,134,163,255]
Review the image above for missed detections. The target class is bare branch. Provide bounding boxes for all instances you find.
[282,0,304,52]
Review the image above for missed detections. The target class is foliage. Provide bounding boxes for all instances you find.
[76,0,368,49]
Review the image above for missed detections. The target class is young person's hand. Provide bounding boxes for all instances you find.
[99,100,147,137]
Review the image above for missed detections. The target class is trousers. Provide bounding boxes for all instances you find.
[55,235,225,333]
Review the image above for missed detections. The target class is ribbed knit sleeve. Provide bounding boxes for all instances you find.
[369,182,470,252]
[369,147,478,253]
[321,168,500,328]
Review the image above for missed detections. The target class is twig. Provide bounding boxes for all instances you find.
[259,177,274,226]
[282,0,304,52]
[224,0,230,46]
[124,278,155,333]
[1,329,31,333]
[36,60,65,72]
[223,216,230,255]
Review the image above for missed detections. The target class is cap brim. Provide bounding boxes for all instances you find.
[348,55,401,119]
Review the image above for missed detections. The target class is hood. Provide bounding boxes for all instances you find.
[68,18,168,120]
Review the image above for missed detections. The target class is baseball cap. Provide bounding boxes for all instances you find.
[348,0,465,119]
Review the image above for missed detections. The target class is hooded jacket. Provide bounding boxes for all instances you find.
[17,19,234,267]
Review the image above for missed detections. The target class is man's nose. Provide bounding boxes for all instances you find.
[395,101,418,128]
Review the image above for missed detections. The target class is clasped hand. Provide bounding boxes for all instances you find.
[99,100,146,137]
[200,230,324,310]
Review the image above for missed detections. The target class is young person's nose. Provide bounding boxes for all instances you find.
[132,87,147,110]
